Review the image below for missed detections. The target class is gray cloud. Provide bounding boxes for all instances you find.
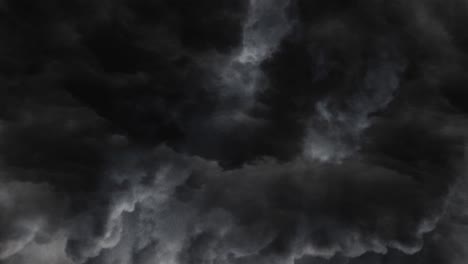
[50,145,449,264]
[305,53,406,162]
[1,0,468,264]
[0,180,66,260]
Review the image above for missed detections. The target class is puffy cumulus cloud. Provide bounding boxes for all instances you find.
[2,0,468,264]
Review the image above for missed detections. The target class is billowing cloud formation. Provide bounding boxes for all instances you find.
[2,0,468,263]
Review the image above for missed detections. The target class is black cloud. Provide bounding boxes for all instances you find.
[1,0,468,263]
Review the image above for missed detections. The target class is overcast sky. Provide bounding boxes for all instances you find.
[1,0,468,263]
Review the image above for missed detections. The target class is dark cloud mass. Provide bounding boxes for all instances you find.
[1,0,468,263]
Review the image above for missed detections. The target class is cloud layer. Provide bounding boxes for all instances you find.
[2,0,468,263]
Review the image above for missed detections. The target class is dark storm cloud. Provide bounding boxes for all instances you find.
[52,146,442,263]
[2,0,468,263]
[0,181,65,260]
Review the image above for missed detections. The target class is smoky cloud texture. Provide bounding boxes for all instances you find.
[1,0,468,263]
